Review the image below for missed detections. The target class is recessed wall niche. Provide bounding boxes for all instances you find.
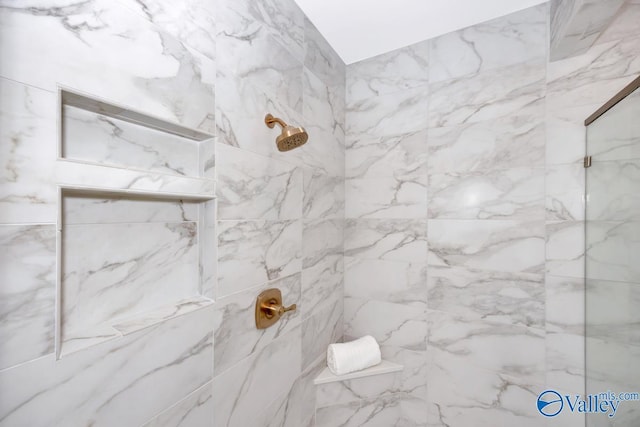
[56,89,216,357]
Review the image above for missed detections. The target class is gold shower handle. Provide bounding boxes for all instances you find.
[255,288,296,329]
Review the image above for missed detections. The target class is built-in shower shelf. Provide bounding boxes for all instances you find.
[61,296,214,357]
[313,360,404,385]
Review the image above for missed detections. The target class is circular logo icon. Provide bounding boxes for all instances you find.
[537,390,564,417]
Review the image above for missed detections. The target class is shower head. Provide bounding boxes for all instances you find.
[264,113,308,152]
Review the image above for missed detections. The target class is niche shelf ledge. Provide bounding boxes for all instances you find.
[313,360,404,385]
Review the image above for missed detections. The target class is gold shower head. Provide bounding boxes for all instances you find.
[264,113,308,152]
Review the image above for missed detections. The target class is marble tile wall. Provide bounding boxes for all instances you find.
[0,0,344,426]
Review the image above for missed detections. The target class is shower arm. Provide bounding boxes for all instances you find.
[264,114,288,129]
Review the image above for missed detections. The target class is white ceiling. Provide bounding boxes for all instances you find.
[294,0,548,64]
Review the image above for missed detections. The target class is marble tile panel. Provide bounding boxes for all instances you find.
[587,160,640,222]
[62,105,204,177]
[346,86,429,139]
[301,294,343,369]
[546,163,585,221]
[0,225,56,370]
[304,17,345,87]
[428,61,545,128]
[598,1,640,44]
[428,167,544,220]
[142,381,213,427]
[344,257,426,309]
[63,193,199,224]
[345,176,427,220]
[345,219,428,263]
[217,219,302,296]
[315,401,362,427]
[0,77,56,223]
[346,40,429,103]
[546,221,585,278]
[117,0,216,60]
[301,254,343,319]
[586,278,640,340]
[587,89,640,162]
[303,66,345,136]
[62,221,199,351]
[303,169,344,220]
[317,393,424,427]
[427,265,544,328]
[302,218,344,269]
[427,219,545,274]
[346,130,428,181]
[586,220,640,282]
[217,144,303,220]
[429,4,547,83]
[0,306,214,426]
[344,297,426,351]
[213,274,301,375]
[288,120,345,177]
[546,103,594,165]
[426,104,544,173]
[547,36,640,111]
[0,0,216,132]
[213,326,301,427]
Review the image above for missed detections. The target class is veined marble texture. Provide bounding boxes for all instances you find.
[63,105,203,177]
[346,130,428,182]
[429,4,547,83]
[345,257,427,309]
[427,103,544,173]
[0,306,214,426]
[546,221,586,278]
[302,218,344,269]
[0,225,56,370]
[316,393,425,427]
[56,153,215,198]
[303,169,344,219]
[546,103,594,165]
[0,0,215,132]
[117,0,216,61]
[586,279,640,341]
[63,193,199,224]
[213,326,302,427]
[428,61,545,128]
[586,220,640,282]
[303,67,345,137]
[547,36,640,111]
[217,219,302,296]
[587,89,640,162]
[217,0,303,62]
[345,297,427,351]
[216,19,302,113]
[0,78,57,223]
[546,163,585,221]
[142,381,213,427]
[346,40,429,104]
[347,85,430,140]
[301,254,343,319]
[301,294,343,368]
[551,0,626,61]
[290,121,345,177]
[428,167,544,220]
[587,160,640,221]
[427,311,545,426]
[428,265,544,328]
[598,1,640,44]
[213,273,301,375]
[345,219,428,263]
[546,275,585,334]
[346,176,427,219]
[428,219,545,274]
[217,143,303,220]
[62,221,199,352]
[304,17,345,88]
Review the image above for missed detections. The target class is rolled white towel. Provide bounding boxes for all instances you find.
[326,335,382,376]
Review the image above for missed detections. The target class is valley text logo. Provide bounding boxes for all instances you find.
[537,390,640,418]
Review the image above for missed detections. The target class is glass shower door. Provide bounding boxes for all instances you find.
[585,77,640,427]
